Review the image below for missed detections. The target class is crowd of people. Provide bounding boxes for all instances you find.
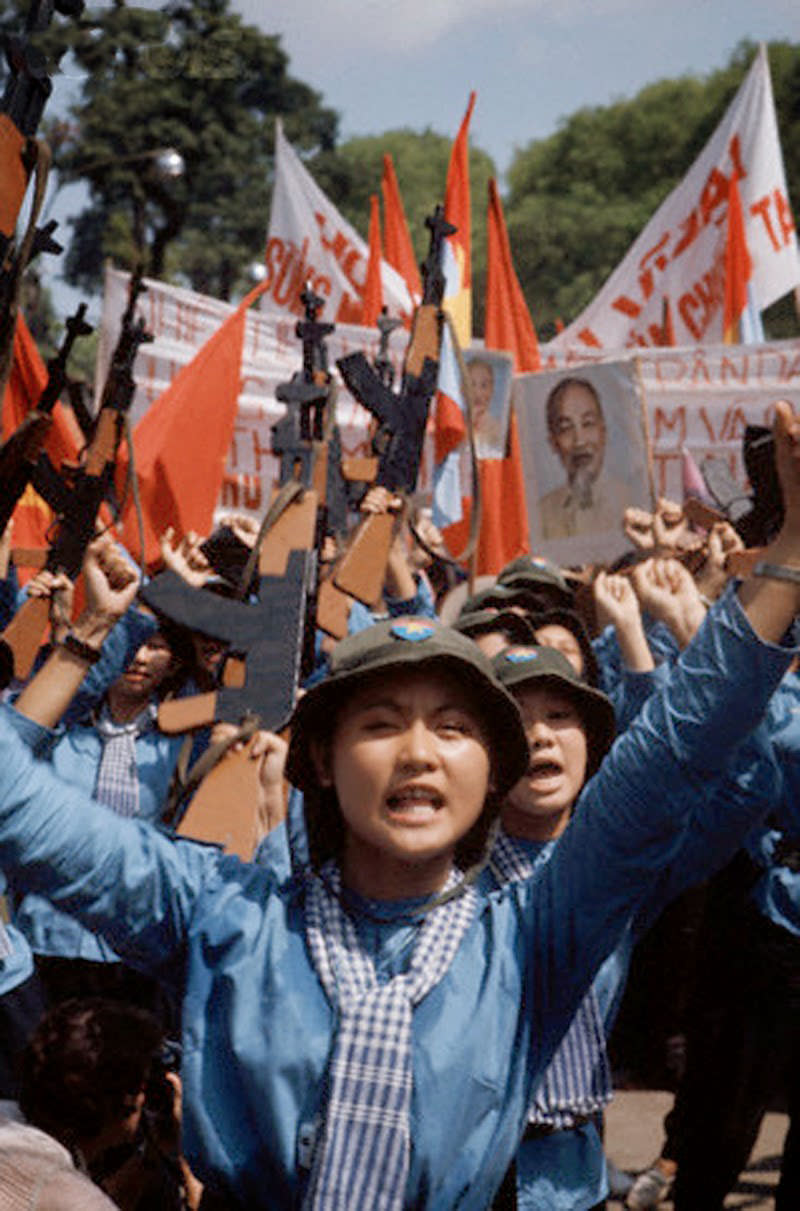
[0,401,799,1210]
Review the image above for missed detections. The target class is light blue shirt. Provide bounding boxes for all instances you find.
[0,587,792,1208]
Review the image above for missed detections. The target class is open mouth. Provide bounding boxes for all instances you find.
[385,786,444,817]
[527,760,563,783]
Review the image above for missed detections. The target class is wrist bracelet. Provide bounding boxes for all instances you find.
[753,561,800,587]
[59,632,103,664]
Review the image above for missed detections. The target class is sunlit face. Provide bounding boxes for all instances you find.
[473,630,512,658]
[533,623,585,677]
[502,684,588,841]
[318,668,493,893]
[116,632,176,701]
[468,362,494,423]
[549,383,606,485]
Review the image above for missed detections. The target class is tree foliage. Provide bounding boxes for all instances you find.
[504,40,800,340]
[1,0,338,298]
[316,128,495,331]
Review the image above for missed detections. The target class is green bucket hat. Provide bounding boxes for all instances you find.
[287,616,529,797]
[453,607,536,645]
[491,643,616,773]
[496,555,573,605]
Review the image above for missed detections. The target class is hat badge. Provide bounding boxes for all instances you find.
[390,620,436,642]
[504,646,539,663]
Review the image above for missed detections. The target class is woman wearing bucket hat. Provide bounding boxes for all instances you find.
[0,406,797,1205]
[488,629,782,1211]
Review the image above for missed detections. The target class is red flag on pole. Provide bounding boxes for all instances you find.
[1,314,82,559]
[432,94,475,536]
[475,178,535,571]
[361,193,384,327]
[381,154,421,305]
[118,280,269,567]
[723,173,752,345]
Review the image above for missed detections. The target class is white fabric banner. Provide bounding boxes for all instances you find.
[98,269,800,551]
[552,46,799,354]
[96,266,413,521]
[262,121,413,325]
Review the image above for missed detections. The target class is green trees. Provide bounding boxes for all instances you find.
[503,40,800,339]
[8,0,338,299]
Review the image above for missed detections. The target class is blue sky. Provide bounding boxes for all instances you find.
[239,0,798,178]
[31,0,800,319]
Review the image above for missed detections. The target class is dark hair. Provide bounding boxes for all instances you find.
[20,999,163,1147]
[545,377,603,440]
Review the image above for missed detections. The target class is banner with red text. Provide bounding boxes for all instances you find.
[262,121,413,324]
[99,270,800,563]
[552,45,798,353]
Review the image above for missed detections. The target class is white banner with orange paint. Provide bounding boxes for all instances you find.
[99,269,800,553]
[551,45,799,354]
[97,267,411,521]
[262,121,413,325]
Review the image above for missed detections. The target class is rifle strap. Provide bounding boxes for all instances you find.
[165,714,262,829]
[0,140,51,395]
[235,479,305,600]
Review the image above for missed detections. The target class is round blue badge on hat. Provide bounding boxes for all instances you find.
[391,620,436,642]
[504,646,539,663]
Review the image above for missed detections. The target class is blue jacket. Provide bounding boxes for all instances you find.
[0,588,792,1208]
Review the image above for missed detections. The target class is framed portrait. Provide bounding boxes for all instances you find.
[513,360,653,565]
[463,347,514,460]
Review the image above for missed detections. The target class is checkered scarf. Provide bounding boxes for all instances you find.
[0,921,11,960]
[303,862,478,1211]
[93,704,156,818]
[490,829,612,1128]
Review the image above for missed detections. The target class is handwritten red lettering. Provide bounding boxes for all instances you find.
[638,232,671,299]
[653,405,686,444]
[775,189,796,245]
[750,196,781,252]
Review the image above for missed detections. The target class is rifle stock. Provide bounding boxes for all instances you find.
[176,737,267,861]
[0,593,49,681]
[332,512,395,606]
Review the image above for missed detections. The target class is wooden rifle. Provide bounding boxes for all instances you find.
[325,205,454,633]
[149,283,347,858]
[0,302,92,538]
[0,0,82,386]
[0,271,150,683]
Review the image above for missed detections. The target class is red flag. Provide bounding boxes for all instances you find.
[1,314,82,560]
[118,280,268,567]
[432,94,475,534]
[361,194,383,327]
[381,154,421,304]
[723,174,752,344]
[447,179,534,573]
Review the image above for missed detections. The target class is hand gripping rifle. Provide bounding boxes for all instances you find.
[148,284,348,858]
[0,302,92,538]
[328,205,454,626]
[0,271,151,684]
[0,0,82,386]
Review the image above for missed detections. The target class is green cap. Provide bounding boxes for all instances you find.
[287,616,529,795]
[496,555,573,604]
[491,643,616,772]
[453,607,536,645]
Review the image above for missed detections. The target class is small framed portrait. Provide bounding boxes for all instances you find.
[463,347,514,460]
[513,361,653,565]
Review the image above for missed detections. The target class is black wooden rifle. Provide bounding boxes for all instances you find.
[330,204,454,614]
[0,0,82,384]
[0,271,151,683]
[146,283,347,858]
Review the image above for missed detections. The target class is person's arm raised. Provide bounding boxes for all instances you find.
[14,537,139,728]
[738,400,800,643]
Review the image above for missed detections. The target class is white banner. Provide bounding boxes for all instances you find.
[553,45,799,353]
[262,121,413,324]
[97,267,413,520]
[98,269,800,554]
